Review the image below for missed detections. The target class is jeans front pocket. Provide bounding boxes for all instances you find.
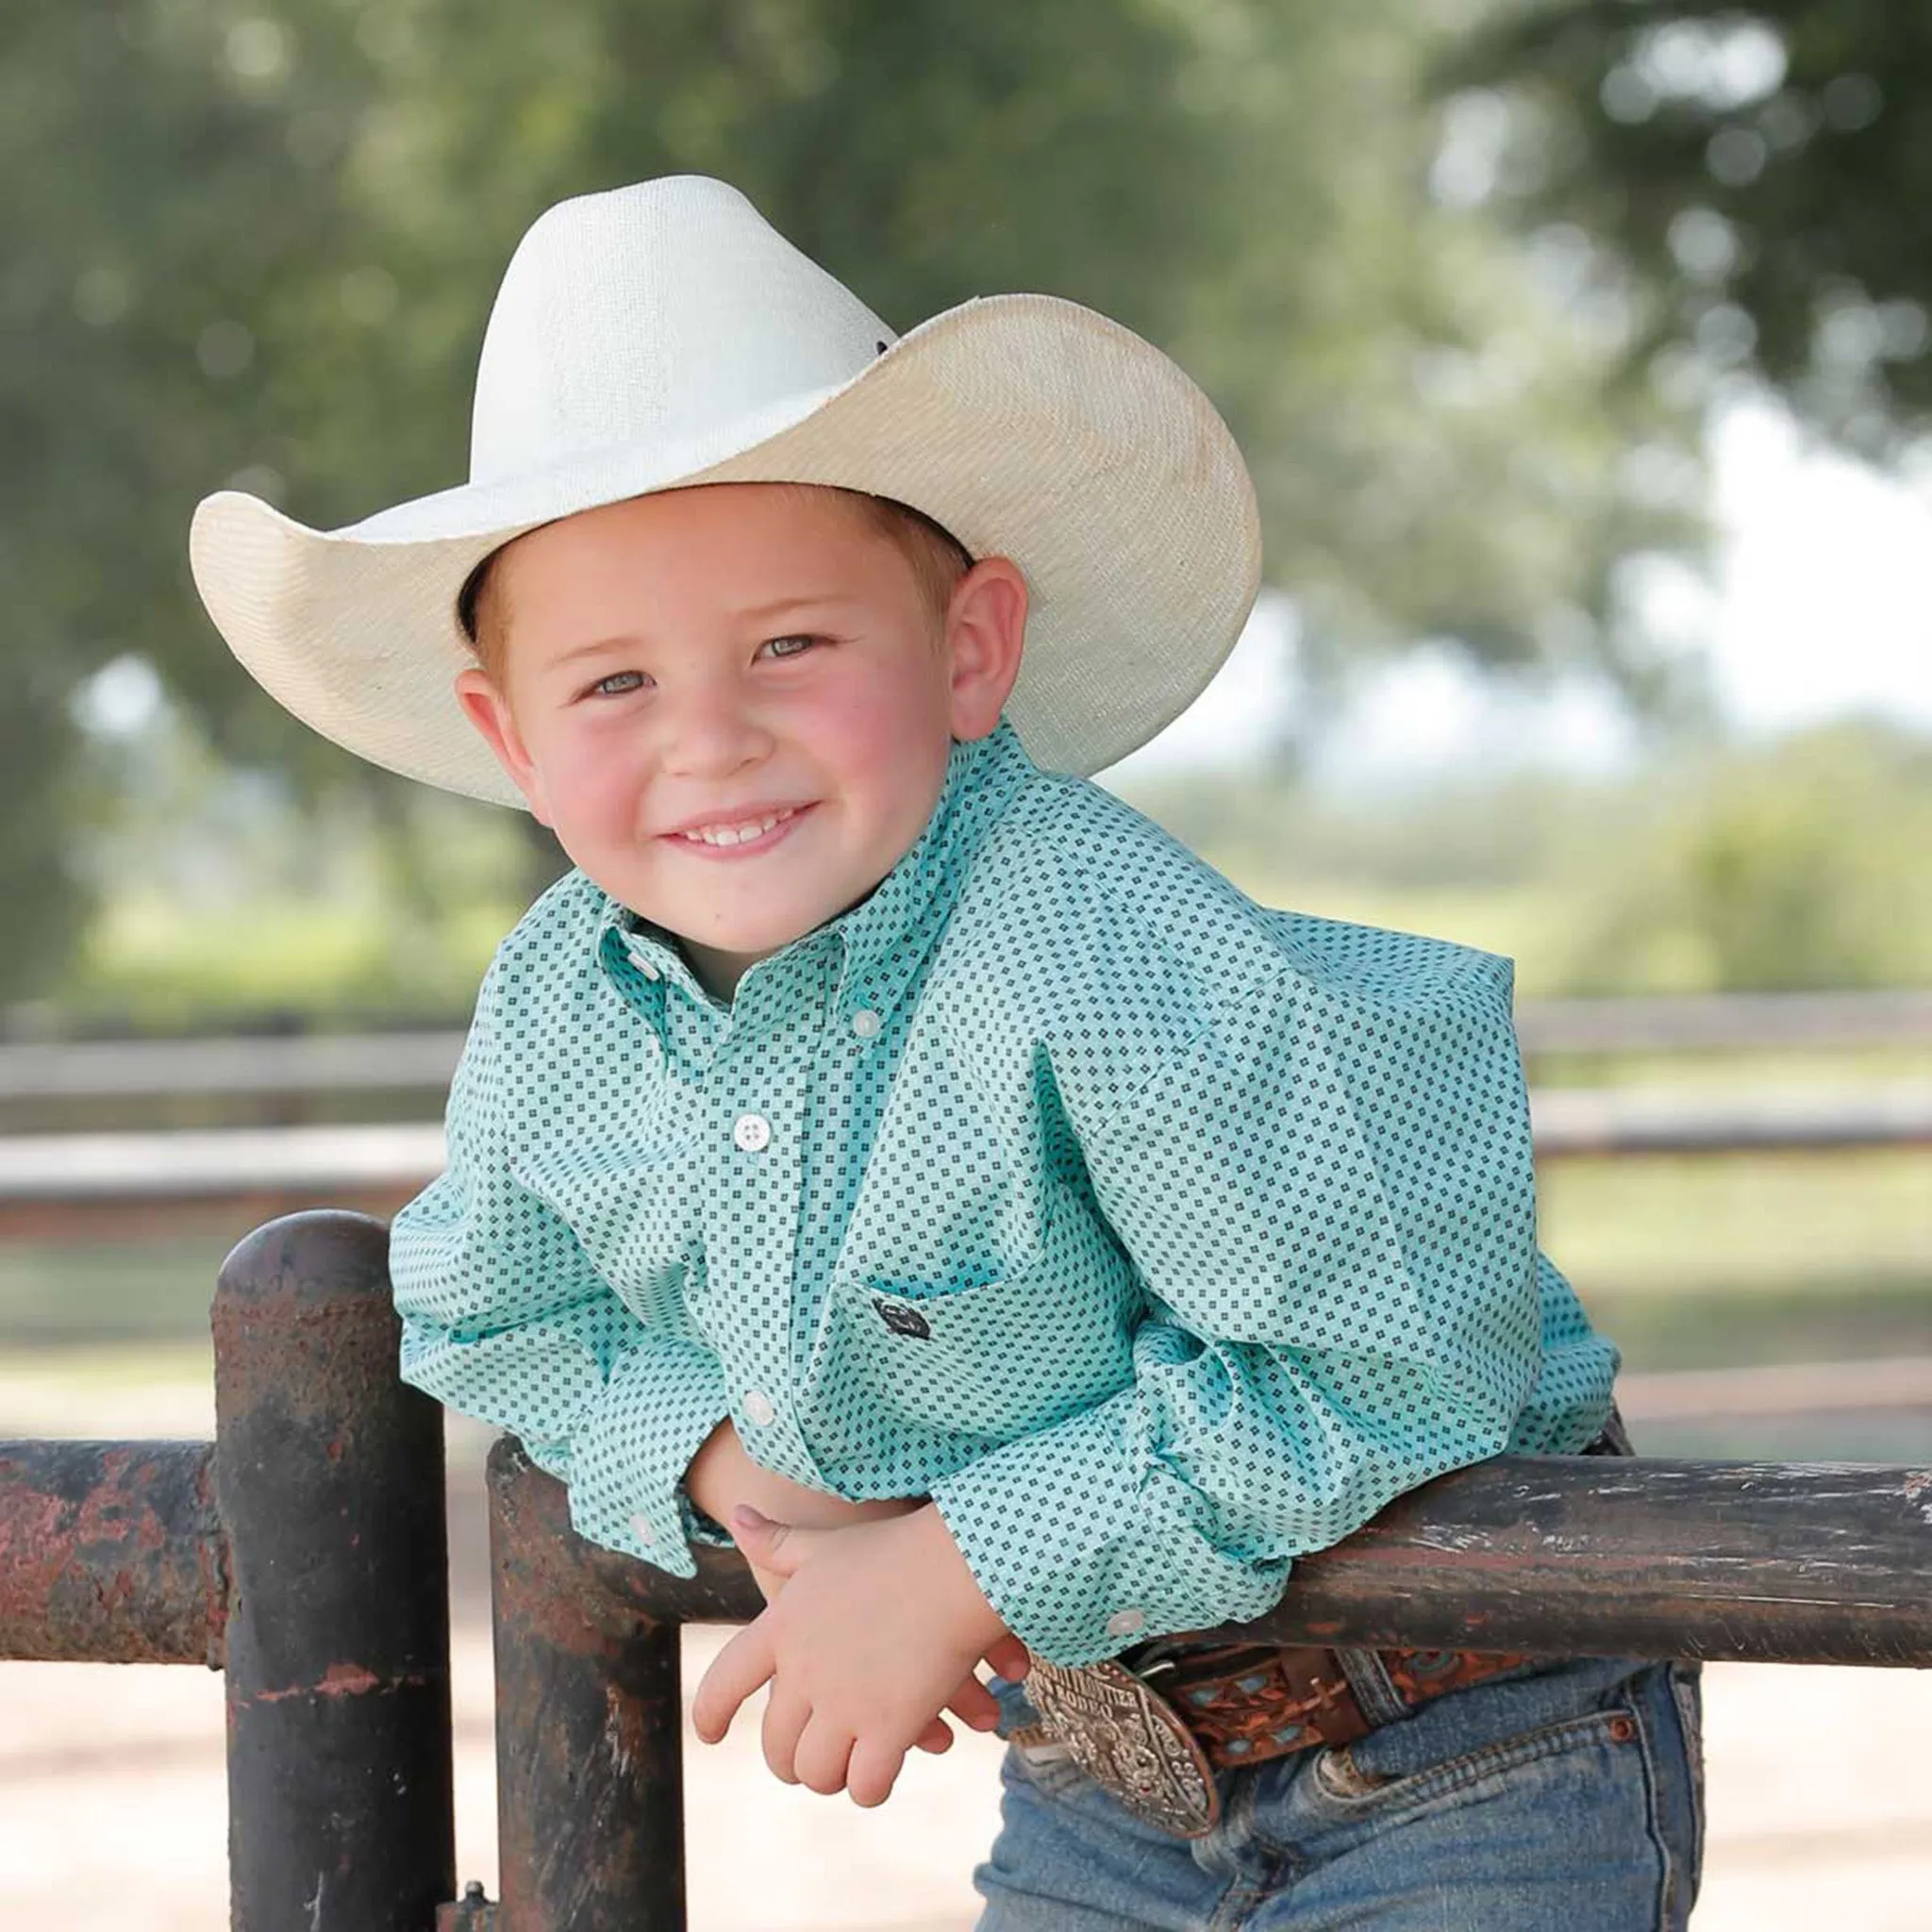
[1305,1707,1644,1823]
[1285,1661,1697,1931]
[1665,1661,1707,1911]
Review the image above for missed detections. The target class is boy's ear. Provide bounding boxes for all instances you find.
[453,668,553,825]
[944,557,1027,741]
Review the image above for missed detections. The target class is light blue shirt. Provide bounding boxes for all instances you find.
[390,722,1616,1665]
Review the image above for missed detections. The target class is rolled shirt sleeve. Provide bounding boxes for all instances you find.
[390,963,731,1574]
[929,950,1544,1666]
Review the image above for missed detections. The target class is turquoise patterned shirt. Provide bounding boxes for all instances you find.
[390,721,1617,1666]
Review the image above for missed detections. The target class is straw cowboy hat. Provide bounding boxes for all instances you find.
[188,175,1260,808]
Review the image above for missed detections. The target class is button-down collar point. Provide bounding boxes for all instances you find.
[628,1512,656,1545]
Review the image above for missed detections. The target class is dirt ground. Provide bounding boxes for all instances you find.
[6,1634,1929,1928]
[4,1400,1928,1928]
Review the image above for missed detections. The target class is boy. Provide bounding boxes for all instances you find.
[191,176,1701,1927]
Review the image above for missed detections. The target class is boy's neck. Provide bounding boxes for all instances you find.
[677,933,759,1005]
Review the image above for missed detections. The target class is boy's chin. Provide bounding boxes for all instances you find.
[645,905,832,962]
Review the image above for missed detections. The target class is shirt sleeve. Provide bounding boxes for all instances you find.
[389,960,732,1574]
[928,951,1543,1666]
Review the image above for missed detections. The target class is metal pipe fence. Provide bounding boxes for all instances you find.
[2,1208,1929,1929]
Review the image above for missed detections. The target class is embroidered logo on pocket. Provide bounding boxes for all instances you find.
[873,1296,932,1340]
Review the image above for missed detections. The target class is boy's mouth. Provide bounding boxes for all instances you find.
[661,802,813,856]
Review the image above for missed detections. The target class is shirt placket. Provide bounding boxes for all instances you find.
[701,999,820,1487]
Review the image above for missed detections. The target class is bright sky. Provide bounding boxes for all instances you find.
[1102,393,1932,796]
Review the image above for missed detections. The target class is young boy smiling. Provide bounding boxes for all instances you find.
[450,477,1038,1780]
[191,177,1701,1928]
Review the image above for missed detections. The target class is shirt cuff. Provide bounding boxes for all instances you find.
[564,1343,732,1577]
[928,1396,1291,1668]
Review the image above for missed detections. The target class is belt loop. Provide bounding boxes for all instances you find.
[1335,1647,1409,1727]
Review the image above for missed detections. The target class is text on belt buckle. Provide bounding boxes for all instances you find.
[1021,1657,1221,1839]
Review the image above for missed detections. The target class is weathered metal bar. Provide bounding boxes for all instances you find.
[490,1436,687,1932]
[0,1438,224,1665]
[486,1446,1932,1670]
[1222,1456,1932,1664]
[214,1208,456,1932]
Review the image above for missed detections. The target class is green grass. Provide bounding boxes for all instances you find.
[1541,1147,1932,1307]
[61,892,518,1033]
[0,1233,236,1344]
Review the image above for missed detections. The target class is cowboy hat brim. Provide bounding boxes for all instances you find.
[189,292,1260,807]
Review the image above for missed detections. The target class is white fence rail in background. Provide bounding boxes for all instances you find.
[3,991,1930,1104]
[0,1086,1928,1211]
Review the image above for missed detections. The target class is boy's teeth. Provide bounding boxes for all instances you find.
[681,808,794,847]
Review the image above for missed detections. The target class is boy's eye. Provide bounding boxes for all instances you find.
[587,670,648,698]
[761,634,819,659]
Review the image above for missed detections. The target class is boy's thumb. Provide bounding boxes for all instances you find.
[728,1505,799,1572]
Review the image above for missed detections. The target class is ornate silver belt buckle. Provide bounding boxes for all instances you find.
[1021,1657,1222,1839]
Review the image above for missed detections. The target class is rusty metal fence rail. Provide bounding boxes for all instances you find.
[4,1208,1931,1930]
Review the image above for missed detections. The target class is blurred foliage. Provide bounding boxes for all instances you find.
[1452,2,1932,457]
[1123,717,1932,995]
[5,0,1710,1000]
[31,717,1927,1038]
[1558,720,1932,992]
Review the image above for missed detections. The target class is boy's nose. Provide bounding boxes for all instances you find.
[658,688,773,777]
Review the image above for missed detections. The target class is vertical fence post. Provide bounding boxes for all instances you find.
[213,1208,456,1931]
[489,1437,686,1932]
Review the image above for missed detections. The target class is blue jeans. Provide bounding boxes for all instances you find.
[974,1655,1705,1930]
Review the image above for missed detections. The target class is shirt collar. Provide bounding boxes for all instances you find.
[592,720,1036,1033]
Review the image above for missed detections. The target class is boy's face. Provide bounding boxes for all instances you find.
[455,483,1024,995]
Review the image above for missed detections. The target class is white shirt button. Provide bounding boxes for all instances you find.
[626,947,660,980]
[850,1008,882,1040]
[743,1389,776,1427]
[1105,1607,1147,1639]
[628,1512,656,1546]
[732,1112,772,1153]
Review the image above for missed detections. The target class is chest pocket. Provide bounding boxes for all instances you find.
[823,1193,1139,1443]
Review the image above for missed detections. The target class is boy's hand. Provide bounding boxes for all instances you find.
[692,1502,1027,1806]
[735,1511,1025,1759]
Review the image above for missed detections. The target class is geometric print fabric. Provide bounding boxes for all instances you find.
[390,720,1616,1665]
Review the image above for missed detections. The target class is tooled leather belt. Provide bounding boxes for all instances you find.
[1007,1416,1633,1839]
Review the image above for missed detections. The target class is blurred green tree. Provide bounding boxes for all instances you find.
[1452,3,1932,457]
[1562,722,1932,992]
[5,0,1697,1002]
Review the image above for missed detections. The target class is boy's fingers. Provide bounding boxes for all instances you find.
[847,1736,908,1809]
[792,1715,856,1797]
[914,1714,954,1755]
[728,1505,808,1579]
[984,1634,1031,1680]
[690,1623,775,1745]
[944,1676,1002,1732]
[760,1681,810,1786]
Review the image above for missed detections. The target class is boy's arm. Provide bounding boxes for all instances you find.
[924,953,1580,1669]
[391,961,730,1574]
[683,1417,920,1537]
